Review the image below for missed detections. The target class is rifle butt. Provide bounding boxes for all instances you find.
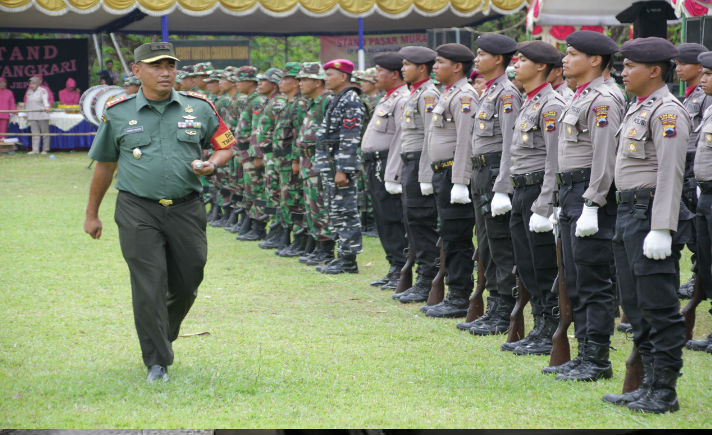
[427,239,446,305]
[682,273,704,341]
[506,266,529,343]
[465,250,485,322]
[622,345,643,394]
[395,248,415,294]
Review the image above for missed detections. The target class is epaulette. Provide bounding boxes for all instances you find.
[185,91,209,100]
[105,94,133,109]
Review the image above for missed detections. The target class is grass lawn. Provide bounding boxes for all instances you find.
[1,151,711,428]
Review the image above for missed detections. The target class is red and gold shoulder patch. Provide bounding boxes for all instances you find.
[501,94,514,113]
[424,95,435,113]
[106,95,127,108]
[210,116,236,150]
[186,91,208,100]
[460,96,472,113]
[593,105,610,128]
[543,110,557,133]
[659,113,677,138]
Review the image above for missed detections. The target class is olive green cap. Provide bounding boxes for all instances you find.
[297,62,325,80]
[134,42,179,64]
[283,62,301,78]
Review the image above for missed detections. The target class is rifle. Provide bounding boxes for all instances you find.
[395,246,415,294]
[622,344,643,393]
[506,265,530,342]
[465,248,485,322]
[427,237,446,305]
[682,272,705,341]
[548,228,572,367]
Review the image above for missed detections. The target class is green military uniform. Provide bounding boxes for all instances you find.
[88,43,236,372]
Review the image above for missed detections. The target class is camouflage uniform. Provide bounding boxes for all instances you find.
[315,84,366,256]
[213,68,241,210]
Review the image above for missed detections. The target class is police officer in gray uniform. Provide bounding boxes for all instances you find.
[461,34,521,335]
[495,41,566,355]
[392,46,441,303]
[422,43,478,318]
[362,52,410,289]
[545,30,622,381]
[602,37,691,414]
[687,50,712,354]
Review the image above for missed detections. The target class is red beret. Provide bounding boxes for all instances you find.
[324,59,355,75]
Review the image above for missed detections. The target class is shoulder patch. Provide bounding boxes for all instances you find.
[501,94,514,113]
[542,110,558,132]
[106,95,127,108]
[460,96,472,113]
[659,113,678,138]
[186,91,208,100]
[424,95,435,113]
[593,105,610,127]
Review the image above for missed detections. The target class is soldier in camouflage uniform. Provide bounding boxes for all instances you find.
[179,65,195,92]
[296,62,336,265]
[314,59,366,274]
[204,70,222,102]
[254,68,287,248]
[192,62,213,94]
[274,62,311,257]
[234,66,268,240]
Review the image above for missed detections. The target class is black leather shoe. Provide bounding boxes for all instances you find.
[707,343,712,354]
[513,314,557,355]
[543,339,585,375]
[316,254,358,274]
[398,277,433,303]
[425,289,470,318]
[371,265,398,287]
[556,340,613,382]
[617,322,633,334]
[470,297,513,336]
[677,275,695,299]
[501,314,543,352]
[602,362,653,406]
[381,266,403,290]
[627,368,681,414]
[146,365,169,383]
[686,333,712,351]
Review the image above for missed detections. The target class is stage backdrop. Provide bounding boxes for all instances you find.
[320,33,427,66]
[0,39,89,104]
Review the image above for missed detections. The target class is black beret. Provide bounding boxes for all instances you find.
[373,52,403,71]
[398,46,437,64]
[698,51,712,69]
[620,37,679,63]
[516,41,562,65]
[436,43,475,62]
[566,30,619,55]
[476,34,517,55]
[554,52,565,68]
[677,43,707,64]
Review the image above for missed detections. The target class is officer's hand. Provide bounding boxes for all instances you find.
[191,160,215,176]
[575,204,599,237]
[449,183,471,204]
[643,229,672,260]
[491,192,512,216]
[698,186,702,199]
[84,216,103,240]
[335,171,349,187]
[529,212,553,233]
[292,160,300,175]
[385,181,402,195]
[253,157,264,169]
[420,182,434,196]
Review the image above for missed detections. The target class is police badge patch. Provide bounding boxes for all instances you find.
[659,113,677,138]
[501,94,514,113]
[424,96,435,113]
[543,111,557,132]
[460,96,472,113]
[593,105,610,128]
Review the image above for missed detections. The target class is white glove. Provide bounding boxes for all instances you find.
[491,192,512,216]
[450,183,471,204]
[575,204,599,237]
[529,212,554,233]
[420,182,434,196]
[384,181,402,195]
[698,186,702,199]
[643,229,672,260]
[549,206,561,226]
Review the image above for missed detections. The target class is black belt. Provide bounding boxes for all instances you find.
[273,146,292,158]
[362,150,388,162]
[431,159,454,172]
[300,146,315,158]
[471,152,501,169]
[615,188,655,204]
[556,168,591,186]
[510,171,545,188]
[401,151,422,162]
[698,180,712,194]
[237,142,249,151]
[123,190,199,207]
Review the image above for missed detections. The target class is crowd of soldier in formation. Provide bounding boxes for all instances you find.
[168,32,712,414]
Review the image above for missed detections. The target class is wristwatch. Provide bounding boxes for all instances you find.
[207,161,217,173]
[584,199,601,208]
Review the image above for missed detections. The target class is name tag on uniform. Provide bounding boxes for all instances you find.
[124,126,144,134]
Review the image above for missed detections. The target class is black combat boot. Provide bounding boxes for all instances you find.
[237,219,267,241]
[514,313,557,355]
[501,314,543,352]
[316,254,358,274]
[425,288,471,318]
[258,222,283,249]
[677,275,695,299]
[557,340,613,381]
[456,295,497,331]
[617,322,633,334]
[470,295,514,336]
[396,276,434,303]
[602,362,653,406]
[275,226,291,251]
[627,368,681,414]
[206,197,221,223]
[225,208,246,233]
[210,205,233,227]
[371,265,398,287]
[222,206,240,229]
[237,215,252,237]
[381,265,403,290]
[305,240,335,265]
[542,338,585,375]
[686,332,712,351]
[277,231,308,257]
[298,237,319,263]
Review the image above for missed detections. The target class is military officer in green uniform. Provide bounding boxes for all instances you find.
[83,42,236,383]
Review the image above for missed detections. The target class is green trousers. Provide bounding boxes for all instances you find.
[114,190,207,368]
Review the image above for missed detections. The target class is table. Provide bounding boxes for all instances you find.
[8,113,97,150]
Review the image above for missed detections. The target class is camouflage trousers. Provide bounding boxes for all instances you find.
[227,157,246,210]
[264,152,280,218]
[277,157,305,232]
[242,158,266,220]
[209,161,231,207]
[320,169,362,256]
[300,154,331,241]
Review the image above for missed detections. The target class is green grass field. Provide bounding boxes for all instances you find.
[1,152,711,428]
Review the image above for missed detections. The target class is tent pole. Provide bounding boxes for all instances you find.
[161,15,169,41]
[92,33,103,74]
[110,32,129,77]
[358,18,365,70]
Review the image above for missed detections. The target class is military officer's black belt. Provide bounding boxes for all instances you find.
[615,188,655,204]
[237,142,250,151]
[698,180,712,194]
[510,171,545,188]
[401,151,421,162]
[431,159,454,172]
[300,146,316,158]
[471,152,501,169]
[362,150,388,162]
[122,190,199,207]
[556,168,591,186]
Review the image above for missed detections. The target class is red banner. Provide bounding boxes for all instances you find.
[320,33,427,66]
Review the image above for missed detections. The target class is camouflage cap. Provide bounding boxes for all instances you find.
[134,42,179,64]
[181,65,195,76]
[351,70,364,83]
[260,67,283,84]
[176,73,184,83]
[283,62,301,78]
[204,69,223,82]
[193,61,214,76]
[123,75,141,87]
[222,66,239,82]
[235,65,258,82]
[361,67,377,83]
[297,62,325,80]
